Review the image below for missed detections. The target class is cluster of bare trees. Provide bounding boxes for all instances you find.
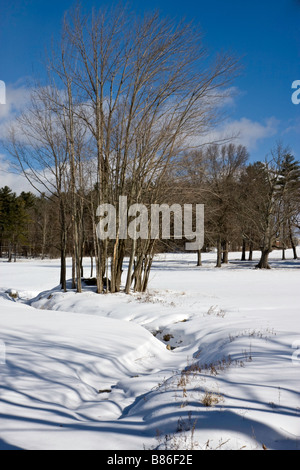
[2,6,299,293]
[2,5,241,293]
[1,140,299,285]
[173,142,300,270]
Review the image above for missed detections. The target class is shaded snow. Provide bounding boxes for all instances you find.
[0,250,299,450]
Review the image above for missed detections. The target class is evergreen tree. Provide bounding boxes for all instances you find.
[278,154,300,259]
[0,187,35,261]
[0,186,15,259]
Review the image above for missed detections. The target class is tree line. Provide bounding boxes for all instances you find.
[174,142,300,269]
[1,141,299,279]
[1,5,299,293]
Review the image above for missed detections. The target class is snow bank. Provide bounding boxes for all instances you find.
[0,297,171,449]
[0,250,299,450]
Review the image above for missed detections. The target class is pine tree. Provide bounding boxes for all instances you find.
[0,187,15,259]
[0,187,35,261]
[278,154,300,259]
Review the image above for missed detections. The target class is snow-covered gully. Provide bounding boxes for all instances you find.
[0,251,299,450]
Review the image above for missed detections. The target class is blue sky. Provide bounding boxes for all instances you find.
[0,0,299,190]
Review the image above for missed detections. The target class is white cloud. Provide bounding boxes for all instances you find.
[224,117,279,148]
[0,83,35,194]
[0,154,38,195]
[0,83,60,195]
[0,83,31,125]
[216,86,244,109]
[282,117,300,136]
[0,83,283,191]
[196,116,280,150]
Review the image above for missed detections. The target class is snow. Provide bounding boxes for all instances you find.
[0,250,299,450]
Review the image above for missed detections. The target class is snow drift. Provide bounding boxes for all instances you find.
[0,250,299,450]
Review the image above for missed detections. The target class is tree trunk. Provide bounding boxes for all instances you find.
[248,242,253,261]
[256,249,271,269]
[8,243,12,263]
[141,253,154,292]
[197,249,202,266]
[60,246,67,292]
[116,241,125,292]
[289,221,298,260]
[72,254,76,289]
[59,199,67,292]
[90,255,94,278]
[125,239,137,294]
[95,239,104,294]
[110,235,119,294]
[292,243,298,260]
[222,240,229,264]
[216,238,222,268]
[241,239,246,261]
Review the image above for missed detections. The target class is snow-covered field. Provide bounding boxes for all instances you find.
[0,250,299,450]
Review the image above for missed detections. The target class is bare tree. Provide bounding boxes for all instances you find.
[3,85,72,289]
[52,5,240,292]
[4,4,240,293]
[200,143,248,267]
[248,143,292,269]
